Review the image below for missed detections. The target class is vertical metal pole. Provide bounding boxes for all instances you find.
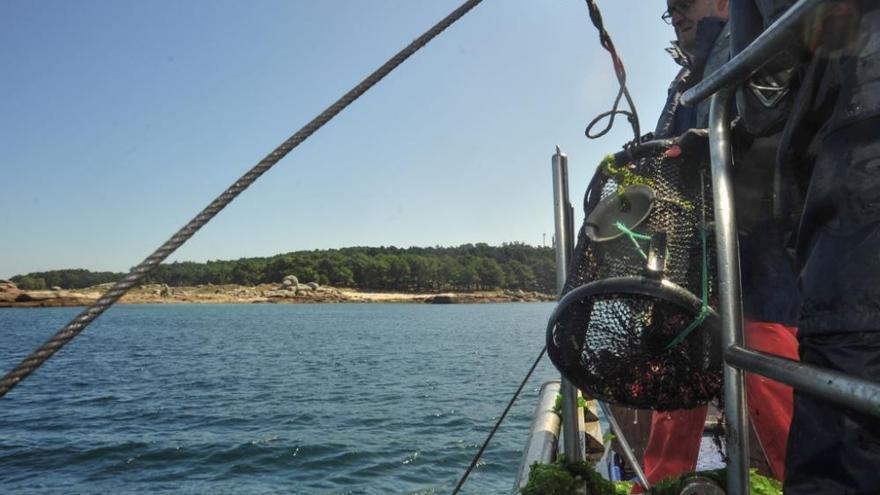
[552,147,572,292]
[708,90,750,495]
[552,146,586,463]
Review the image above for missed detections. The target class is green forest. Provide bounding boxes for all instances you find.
[10,243,557,293]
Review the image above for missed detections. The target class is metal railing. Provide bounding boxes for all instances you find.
[686,0,880,493]
[513,381,562,492]
[681,0,824,106]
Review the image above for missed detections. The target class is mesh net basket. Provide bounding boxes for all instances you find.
[547,142,722,410]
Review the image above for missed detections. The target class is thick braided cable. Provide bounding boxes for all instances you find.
[0,0,484,399]
[585,0,626,83]
[582,0,641,143]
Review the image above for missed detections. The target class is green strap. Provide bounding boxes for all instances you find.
[604,154,712,350]
[665,227,711,350]
[614,221,650,260]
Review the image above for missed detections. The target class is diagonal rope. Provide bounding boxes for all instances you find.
[451,346,546,494]
[0,0,485,399]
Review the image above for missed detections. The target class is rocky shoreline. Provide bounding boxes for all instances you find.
[0,280,554,308]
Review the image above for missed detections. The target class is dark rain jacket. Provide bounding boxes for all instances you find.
[656,18,800,326]
[722,4,880,494]
[780,2,880,335]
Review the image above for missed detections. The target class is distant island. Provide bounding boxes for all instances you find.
[2,243,558,307]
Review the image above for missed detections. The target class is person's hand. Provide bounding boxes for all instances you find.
[665,129,709,160]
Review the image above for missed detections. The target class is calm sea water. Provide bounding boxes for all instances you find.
[0,303,562,494]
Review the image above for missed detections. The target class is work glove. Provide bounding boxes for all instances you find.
[664,129,709,162]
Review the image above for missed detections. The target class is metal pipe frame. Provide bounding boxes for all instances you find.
[552,147,586,463]
[598,402,650,489]
[682,0,825,106]
[726,346,880,417]
[707,90,750,495]
[697,3,880,492]
[708,85,880,494]
[513,381,562,493]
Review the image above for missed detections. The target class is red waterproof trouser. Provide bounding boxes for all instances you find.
[631,322,798,493]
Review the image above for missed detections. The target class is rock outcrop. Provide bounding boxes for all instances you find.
[0,280,23,303]
[0,281,93,307]
[281,275,298,289]
[426,294,458,304]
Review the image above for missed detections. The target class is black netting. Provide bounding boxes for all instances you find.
[547,144,722,410]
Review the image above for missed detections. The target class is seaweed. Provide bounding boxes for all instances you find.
[599,155,656,197]
[521,456,631,495]
[521,458,782,495]
[650,468,782,495]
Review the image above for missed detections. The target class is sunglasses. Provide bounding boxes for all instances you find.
[661,0,697,24]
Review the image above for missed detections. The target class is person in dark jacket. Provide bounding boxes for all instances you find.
[776,2,880,493]
[632,1,802,490]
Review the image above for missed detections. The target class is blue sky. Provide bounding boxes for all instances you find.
[1,0,680,278]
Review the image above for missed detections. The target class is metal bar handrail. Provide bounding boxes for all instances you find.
[598,402,650,489]
[695,0,880,420]
[726,345,880,417]
[706,70,880,494]
[513,381,561,493]
[688,3,880,492]
[708,90,751,495]
[682,0,825,106]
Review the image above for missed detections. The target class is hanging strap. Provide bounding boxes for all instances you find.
[665,227,711,350]
[614,221,712,350]
[614,221,651,260]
